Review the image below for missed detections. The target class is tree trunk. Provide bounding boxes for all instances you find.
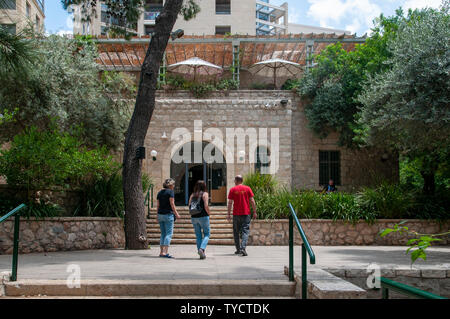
[421,172,436,195]
[122,0,184,250]
[420,155,438,196]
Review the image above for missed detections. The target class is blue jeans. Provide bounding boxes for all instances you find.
[158,213,174,246]
[191,216,210,250]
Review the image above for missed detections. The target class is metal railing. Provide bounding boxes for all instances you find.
[0,204,26,282]
[288,203,316,299]
[378,277,447,299]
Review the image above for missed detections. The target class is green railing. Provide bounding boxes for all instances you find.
[378,277,447,299]
[288,203,316,299]
[0,204,26,282]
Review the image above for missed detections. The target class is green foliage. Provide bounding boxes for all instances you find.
[162,75,238,97]
[296,9,410,147]
[281,78,301,91]
[251,83,275,90]
[380,221,449,265]
[188,82,215,99]
[244,172,277,194]
[357,183,414,219]
[0,125,120,192]
[357,6,450,162]
[75,173,153,217]
[254,183,448,223]
[0,35,135,150]
[0,194,64,219]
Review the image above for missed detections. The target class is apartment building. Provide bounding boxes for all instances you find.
[0,0,45,34]
[72,0,289,36]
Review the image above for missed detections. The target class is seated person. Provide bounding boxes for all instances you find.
[323,179,337,193]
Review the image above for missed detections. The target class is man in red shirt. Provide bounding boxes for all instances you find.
[227,175,257,256]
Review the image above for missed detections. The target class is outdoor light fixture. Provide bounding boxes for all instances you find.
[171,29,184,40]
[161,131,168,140]
[151,150,158,161]
[239,150,246,161]
[135,147,146,160]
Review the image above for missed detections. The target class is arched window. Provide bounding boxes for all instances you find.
[255,146,271,174]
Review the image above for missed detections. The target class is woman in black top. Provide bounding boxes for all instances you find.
[157,178,180,258]
[188,180,211,260]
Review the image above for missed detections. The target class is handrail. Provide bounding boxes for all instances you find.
[288,203,316,299]
[379,277,447,299]
[0,204,26,282]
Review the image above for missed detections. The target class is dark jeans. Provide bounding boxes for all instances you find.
[233,215,251,251]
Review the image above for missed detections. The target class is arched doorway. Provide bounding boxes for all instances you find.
[171,142,227,206]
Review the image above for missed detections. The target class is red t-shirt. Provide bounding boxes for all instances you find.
[228,184,255,215]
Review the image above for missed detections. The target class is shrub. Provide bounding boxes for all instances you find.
[356,183,414,219]
[189,82,215,98]
[74,173,153,218]
[216,79,239,91]
[244,172,277,194]
[0,194,63,219]
[281,78,301,91]
[0,125,120,193]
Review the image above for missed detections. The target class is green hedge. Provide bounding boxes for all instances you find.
[244,173,449,223]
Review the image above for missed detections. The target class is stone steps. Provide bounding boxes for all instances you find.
[147,209,234,245]
[3,280,296,297]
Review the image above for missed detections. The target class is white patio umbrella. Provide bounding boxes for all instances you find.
[249,58,302,88]
[167,57,223,81]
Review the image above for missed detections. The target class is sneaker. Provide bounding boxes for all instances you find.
[241,250,248,257]
[198,249,206,260]
[234,250,241,255]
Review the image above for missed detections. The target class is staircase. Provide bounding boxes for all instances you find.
[147,207,235,245]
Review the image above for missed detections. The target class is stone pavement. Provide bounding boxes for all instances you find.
[0,246,449,281]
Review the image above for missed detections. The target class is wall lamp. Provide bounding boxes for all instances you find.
[151,150,158,161]
[135,147,146,160]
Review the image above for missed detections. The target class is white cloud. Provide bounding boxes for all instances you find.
[306,0,382,34]
[403,0,442,10]
[56,30,73,36]
[288,7,301,24]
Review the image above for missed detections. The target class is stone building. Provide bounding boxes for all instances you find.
[97,34,398,205]
[0,0,44,34]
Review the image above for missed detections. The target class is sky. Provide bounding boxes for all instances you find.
[44,0,444,36]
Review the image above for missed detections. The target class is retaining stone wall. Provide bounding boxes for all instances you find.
[248,219,450,246]
[0,217,125,254]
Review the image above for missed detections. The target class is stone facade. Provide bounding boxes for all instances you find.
[143,90,398,203]
[248,219,450,246]
[0,217,125,255]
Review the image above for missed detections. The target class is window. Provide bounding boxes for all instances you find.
[255,146,271,174]
[215,26,231,35]
[216,0,230,14]
[26,2,31,17]
[0,0,15,9]
[35,15,40,31]
[319,151,341,185]
[0,24,16,34]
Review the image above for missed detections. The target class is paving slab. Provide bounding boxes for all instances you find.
[0,246,448,281]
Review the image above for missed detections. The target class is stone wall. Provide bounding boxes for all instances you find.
[248,219,450,246]
[0,217,125,254]
[290,95,399,191]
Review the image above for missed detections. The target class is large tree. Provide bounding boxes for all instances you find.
[357,4,450,195]
[0,35,135,150]
[62,0,200,249]
[296,9,408,147]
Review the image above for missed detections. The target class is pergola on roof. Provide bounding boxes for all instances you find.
[95,34,367,72]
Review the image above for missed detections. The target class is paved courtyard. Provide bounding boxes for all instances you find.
[0,246,449,281]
